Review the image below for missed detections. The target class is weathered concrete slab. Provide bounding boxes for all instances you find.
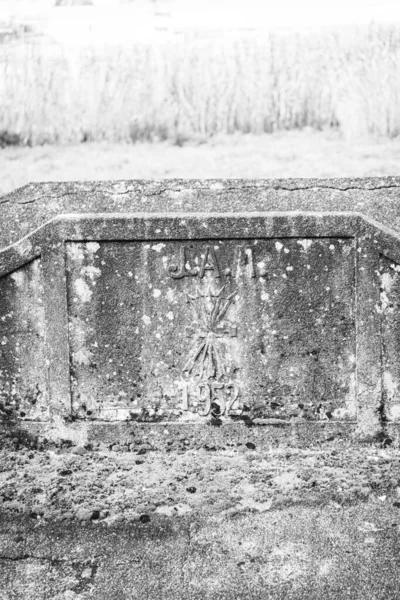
[1,178,400,443]
[2,502,400,600]
[2,173,400,600]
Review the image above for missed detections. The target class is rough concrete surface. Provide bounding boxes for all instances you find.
[2,178,400,597]
[2,432,400,599]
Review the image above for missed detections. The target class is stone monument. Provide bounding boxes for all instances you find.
[2,177,400,599]
[1,178,400,442]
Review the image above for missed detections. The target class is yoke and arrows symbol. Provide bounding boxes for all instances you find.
[183,284,238,380]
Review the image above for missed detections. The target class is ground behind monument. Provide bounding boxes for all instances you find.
[1,130,400,197]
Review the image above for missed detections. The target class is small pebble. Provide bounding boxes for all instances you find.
[76,508,94,521]
[140,514,150,523]
[71,447,86,455]
[246,442,256,450]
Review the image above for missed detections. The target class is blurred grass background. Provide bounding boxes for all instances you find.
[1,23,400,146]
[1,5,400,195]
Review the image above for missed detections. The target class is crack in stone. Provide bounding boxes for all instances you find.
[212,184,400,193]
[0,554,59,563]
[0,554,96,567]
[55,183,400,196]
[2,181,400,206]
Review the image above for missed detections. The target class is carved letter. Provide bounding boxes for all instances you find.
[210,381,225,415]
[196,382,211,416]
[226,382,240,414]
[168,246,197,279]
[180,381,189,411]
[199,246,220,279]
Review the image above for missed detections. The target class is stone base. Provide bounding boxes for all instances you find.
[1,503,400,600]
[0,419,361,450]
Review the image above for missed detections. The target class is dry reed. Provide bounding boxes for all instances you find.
[0,24,399,145]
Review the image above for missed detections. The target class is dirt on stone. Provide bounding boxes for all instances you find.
[1,431,399,524]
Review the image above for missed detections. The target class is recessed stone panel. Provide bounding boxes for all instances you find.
[0,259,49,421]
[66,238,356,422]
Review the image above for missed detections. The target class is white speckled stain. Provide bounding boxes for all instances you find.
[74,278,92,303]
[9,271,24,286]
[297,239,313,252]
[166,311,174,321]
[152,243,166,253]
[86,242,100,254]
[210,182,225,190]
[166,289,175,303]
[261,291,270,301]
[81,265,101,281]
[153,289,161,298]
[142,315,151,325]
[388,404,400,421]
[378,289,392,314]
[257,261,268,277]
[70,315,94,367]
[68,244,86,262]
[381,272,395,293]
[73,348,93,366]
[275,241,283,252]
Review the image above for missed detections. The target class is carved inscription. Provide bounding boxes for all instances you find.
[168,244,267,280]
[166,244,250,418]
[179,380,241,416]
[66,238,355,422]
[177,282,242,416]
[183,284,237,379]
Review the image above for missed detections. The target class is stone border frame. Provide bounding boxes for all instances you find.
[1,210,400,440]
